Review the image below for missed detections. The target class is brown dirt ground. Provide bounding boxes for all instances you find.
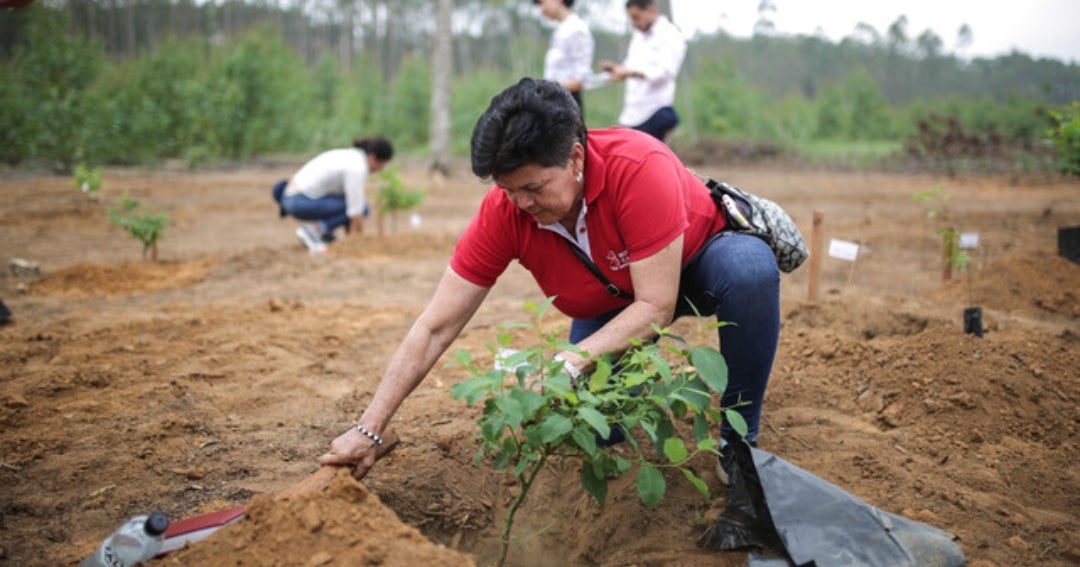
[1,160,1078,567]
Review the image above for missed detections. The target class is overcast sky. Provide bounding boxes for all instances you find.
[652,0,1080,63]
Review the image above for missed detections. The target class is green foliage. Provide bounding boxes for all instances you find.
[448,298,746,567]
[815,68,895,141]
[375,56,432,152]
[449,69,522,156]
[913,185,969,273]
[108,194,170,260]
[375,167,425,215]
[2,4,1071,173]
[205,28,313,160]
[2,6,103,171]
[73,163,102,198]
[1046,102,1080,175]
[685,57,783,143]
[81,37,209,165]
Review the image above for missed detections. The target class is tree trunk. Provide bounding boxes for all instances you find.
[428,0,453,177]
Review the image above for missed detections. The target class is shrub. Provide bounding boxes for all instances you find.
[449,298,747,567]
[108,194,170,261]
[1047,101,1080,175]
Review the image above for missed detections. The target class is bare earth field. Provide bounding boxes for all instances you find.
[1,160,1078,566]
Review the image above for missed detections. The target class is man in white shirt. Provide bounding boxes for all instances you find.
[599,0,687,142]
[534,0,595,115]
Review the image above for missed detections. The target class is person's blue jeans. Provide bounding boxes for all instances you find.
[281,193,368,234]
[570,232,780,444]
[631,106,680,142]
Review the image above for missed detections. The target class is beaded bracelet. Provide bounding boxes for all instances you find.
[354,423,384,445]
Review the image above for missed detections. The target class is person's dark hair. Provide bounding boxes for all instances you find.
[625,0,652,8]
[470,78,586,179]
[353,136,394,162]
[532,0,575,6]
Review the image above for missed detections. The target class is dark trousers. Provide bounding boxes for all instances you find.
[631,106,680,142]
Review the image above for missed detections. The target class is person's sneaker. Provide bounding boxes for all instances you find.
[295,225,327,254]
[320,230,338,244]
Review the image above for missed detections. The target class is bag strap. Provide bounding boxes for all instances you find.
[564,241,634,301]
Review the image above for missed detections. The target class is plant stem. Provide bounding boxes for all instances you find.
[496,450,549,567]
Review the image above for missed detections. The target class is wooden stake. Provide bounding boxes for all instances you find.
[806,209,824,303]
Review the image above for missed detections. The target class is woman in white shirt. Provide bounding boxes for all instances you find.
[276,136,394,253]
[534,0,595,114]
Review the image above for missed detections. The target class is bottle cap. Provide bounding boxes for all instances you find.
[144,513,170,536]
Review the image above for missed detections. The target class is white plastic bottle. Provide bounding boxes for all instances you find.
[80,513,170,567]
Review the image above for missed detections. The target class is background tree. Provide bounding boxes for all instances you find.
[429,0,452,176]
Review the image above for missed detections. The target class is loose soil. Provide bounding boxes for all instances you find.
[1,160,1077,566]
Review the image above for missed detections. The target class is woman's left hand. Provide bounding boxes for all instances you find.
[318,428,379,480]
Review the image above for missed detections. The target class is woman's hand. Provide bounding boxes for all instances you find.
[348,215,365,235]
[318,427,380,480]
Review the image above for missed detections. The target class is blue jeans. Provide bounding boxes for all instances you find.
[631,106,680,142]
[570,232,780,443]
[281,193,368,234]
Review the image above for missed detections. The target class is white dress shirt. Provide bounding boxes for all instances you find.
[543,12,595,87]
[617,15,687,127]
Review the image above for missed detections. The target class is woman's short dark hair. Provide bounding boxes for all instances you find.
[470,78,586,179]
[354,136,394,162]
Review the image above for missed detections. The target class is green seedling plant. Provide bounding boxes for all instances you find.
[914,185,970,285]
[108,193,170,260]
[73,163,102,201]
[375,167,425,234]
[448,298,747,567]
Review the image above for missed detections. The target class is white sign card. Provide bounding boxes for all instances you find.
[959,232,980,249]
[828,238,860,262]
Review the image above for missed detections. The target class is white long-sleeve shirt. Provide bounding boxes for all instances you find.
[543,12,595,88]
[286,148,370,218]
[617,15,687,127]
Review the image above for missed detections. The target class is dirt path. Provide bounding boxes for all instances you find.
[1,162,1077,566]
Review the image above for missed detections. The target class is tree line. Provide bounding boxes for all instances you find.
[1,1,1078,173]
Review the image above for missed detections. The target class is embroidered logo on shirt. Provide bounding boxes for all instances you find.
[606,249,631,271]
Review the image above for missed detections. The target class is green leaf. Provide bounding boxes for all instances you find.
[588,360,611,392]
[571,427,598,457]
[449,375,498,405]
[682,468,711,499]
[509,388,546,424]
[677,377,712,410]
[536,414,573,444]
[662,437,689,464]
[692,412,710,443]
[636,463,665,508]
[576,407,611,439]
[494,395,525,428]
[724,408,749,438]
[580,463,608,504]
[691,347,728,393]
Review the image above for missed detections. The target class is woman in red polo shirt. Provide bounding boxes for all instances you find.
[319,78,780,483]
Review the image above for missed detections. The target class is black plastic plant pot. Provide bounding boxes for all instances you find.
[963,307,983,337]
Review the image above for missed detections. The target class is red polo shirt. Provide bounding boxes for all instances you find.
[450,128,726,319]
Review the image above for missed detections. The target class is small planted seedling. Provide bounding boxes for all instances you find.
[914,186,981,335]
[108,193,170,261]
[448,298,747,567]
[73,163,102,202]
[374,167,425,235]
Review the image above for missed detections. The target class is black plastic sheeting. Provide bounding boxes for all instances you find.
[699,439,967,567]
